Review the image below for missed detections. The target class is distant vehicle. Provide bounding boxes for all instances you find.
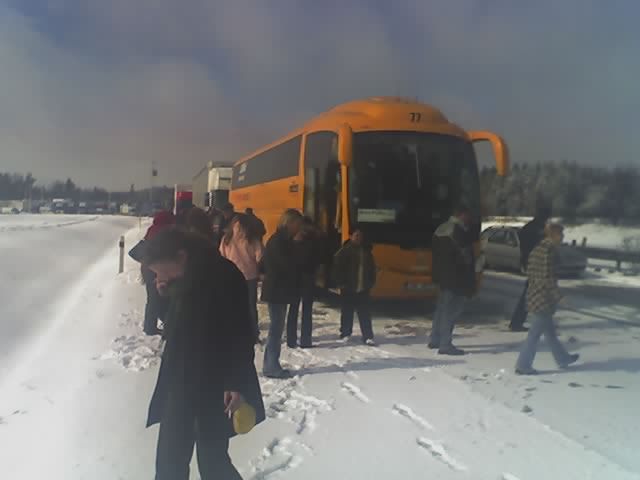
[481,226,587,277]
[11,208,20,215]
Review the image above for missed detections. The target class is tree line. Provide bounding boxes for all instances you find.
[0,172,173,206]
[480,162,640,224]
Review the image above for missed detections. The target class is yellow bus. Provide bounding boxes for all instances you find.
[230,97,509,298]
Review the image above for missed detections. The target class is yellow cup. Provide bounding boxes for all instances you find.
[233,402,256,434]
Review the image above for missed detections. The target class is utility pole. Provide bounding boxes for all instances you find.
[151,160,158,205]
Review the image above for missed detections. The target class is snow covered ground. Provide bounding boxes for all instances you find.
[1,217,639,479]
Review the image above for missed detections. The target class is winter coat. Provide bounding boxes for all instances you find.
[332,241,377,293]
[219,222,264,281]
[260,228,300,304]
[146,244,265,434]
[247,213,267,240]
[432,216,476,297]
[519,218,547,270]
[527,238,562,314]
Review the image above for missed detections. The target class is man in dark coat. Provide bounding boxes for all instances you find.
[286,217,322,348]
[261,209,304,378]
[430,204,476,356]
[212,203,237,247]
[245,207,267,241]
[333,226,377,345]
[143,228,265,480]
[509,205,552,332]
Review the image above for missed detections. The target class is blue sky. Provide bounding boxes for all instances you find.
[1,1,639,189]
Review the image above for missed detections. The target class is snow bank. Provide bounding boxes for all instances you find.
[0,214,99,232]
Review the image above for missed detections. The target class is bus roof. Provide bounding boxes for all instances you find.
[234,96,468,166]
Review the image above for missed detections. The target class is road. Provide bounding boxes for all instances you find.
[0,215,138,381]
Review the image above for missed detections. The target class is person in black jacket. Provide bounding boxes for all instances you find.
[143,228,265,480]
[509,205,552,332]
[212,203,237,247]
[245,207,267,241]
[261,209,304,378]
[333,226,377,345]
[430,205,476,356]
[286,217,321,348]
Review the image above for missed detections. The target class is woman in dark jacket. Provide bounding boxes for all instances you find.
[286,217,322,348]
[144,228,265,480]
[261,208,304,378]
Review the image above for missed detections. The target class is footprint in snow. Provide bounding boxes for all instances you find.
[416,437,467,472]
[341,382,371,403]
[392,403,434,430]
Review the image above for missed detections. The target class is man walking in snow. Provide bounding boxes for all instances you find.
[430,204,476,356]
[515,223,579,375]
[143,228,265,479]
[509,205,552,332]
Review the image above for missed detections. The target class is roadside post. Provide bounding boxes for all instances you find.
[119,236,125,274]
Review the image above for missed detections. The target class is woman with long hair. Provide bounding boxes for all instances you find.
[220,214,264,342]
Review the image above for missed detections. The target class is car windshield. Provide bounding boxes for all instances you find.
[349,131,480,248]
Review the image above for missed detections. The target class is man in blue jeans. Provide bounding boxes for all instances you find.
[260,209,304,379]
[516,223,579,375]
[430,205,476,356]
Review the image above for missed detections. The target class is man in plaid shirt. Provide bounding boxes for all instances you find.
[515,223,579,375]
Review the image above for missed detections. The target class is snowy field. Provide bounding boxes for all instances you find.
[0,216,639,479]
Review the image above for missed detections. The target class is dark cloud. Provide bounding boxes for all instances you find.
[1,1,639,189]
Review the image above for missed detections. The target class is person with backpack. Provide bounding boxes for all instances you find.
[333,226,377,346]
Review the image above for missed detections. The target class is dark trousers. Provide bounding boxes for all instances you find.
[340,291,374,341]
[155,400,241,480]
[510,280,529,329]
[143,268,170,336]
[247,279,260,342]
[430,289,466,348]
[287,290,314,347]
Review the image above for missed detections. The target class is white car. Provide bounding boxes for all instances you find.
[481,226,587,277]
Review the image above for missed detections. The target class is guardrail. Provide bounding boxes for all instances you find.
[569,238,640,270]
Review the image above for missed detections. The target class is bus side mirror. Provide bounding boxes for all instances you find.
[337,124,353,167]
[468,131,510,176]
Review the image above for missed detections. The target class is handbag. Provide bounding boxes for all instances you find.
[128,239,146,263]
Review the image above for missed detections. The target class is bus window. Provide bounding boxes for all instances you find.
[350,131,480,249]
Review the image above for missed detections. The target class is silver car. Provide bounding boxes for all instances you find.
[481,226,588,277]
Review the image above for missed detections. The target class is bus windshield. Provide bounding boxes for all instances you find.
[349,131,480,248]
